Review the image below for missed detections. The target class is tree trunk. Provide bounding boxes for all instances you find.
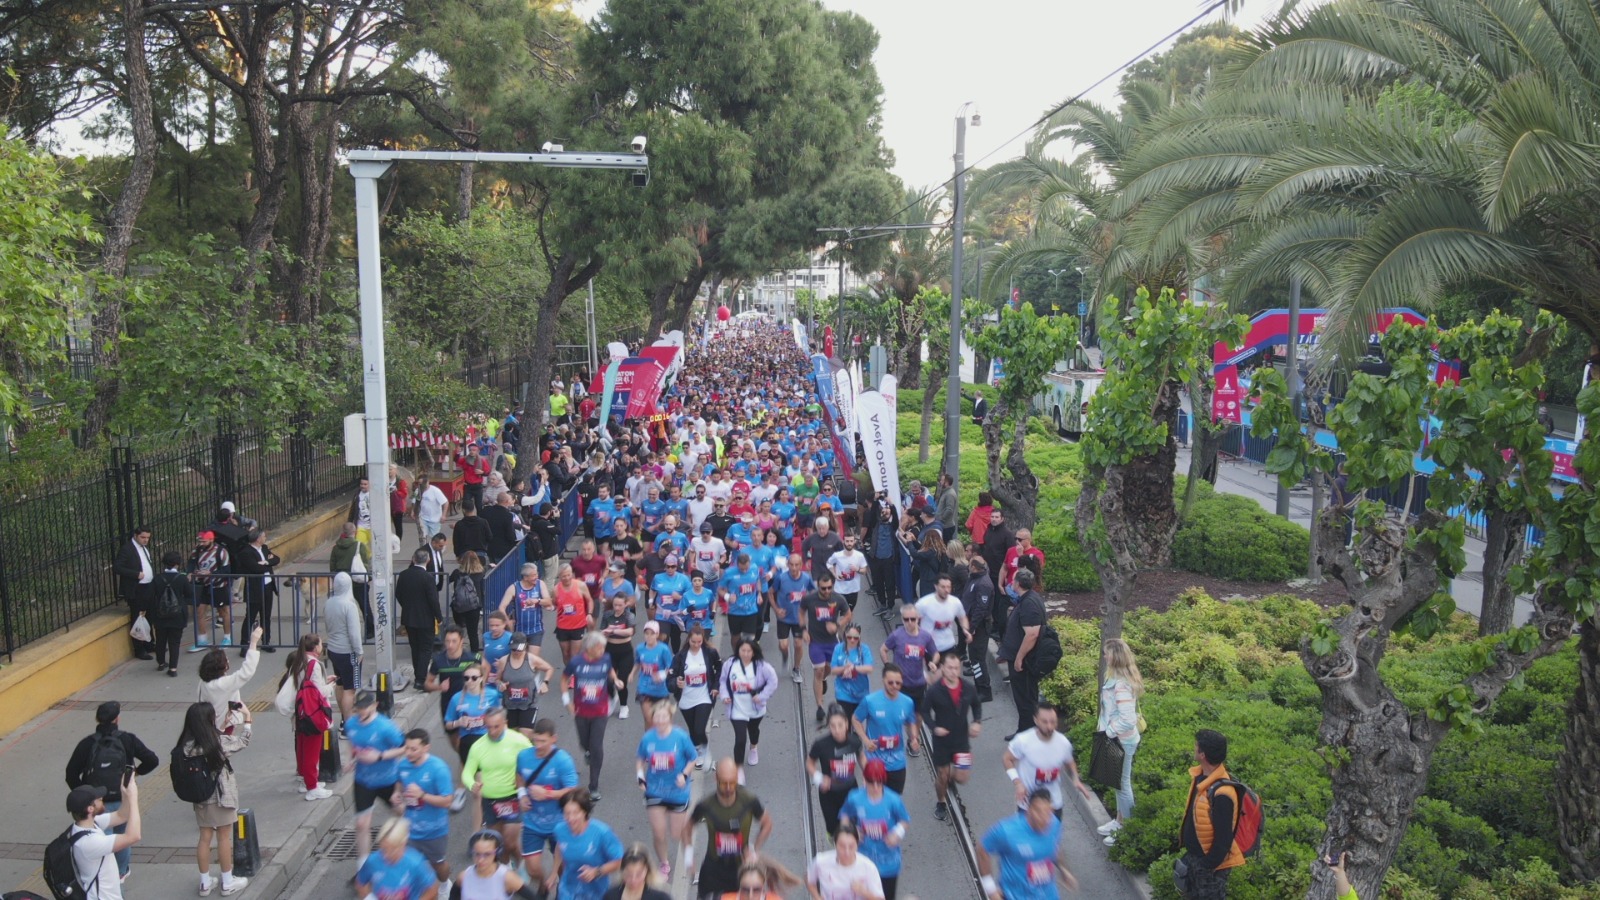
[667,275,704,333]
[455,161,475,223]
[979,397,1038,529]
[645,282,675,338]
[1478,507,1528,636]
[511,252,601,487]
[1556,620,1600,881]
[918,368,937,464]
[82,0,158,443]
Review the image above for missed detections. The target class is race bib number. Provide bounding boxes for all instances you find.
[582,574,597,586]
[1035,767,1061,784]
[860,819,887,840]
[789,591,805,602]
[691,608,707,620]
[732,680,754,694]
[521,594,539,609]
[686,672,707,687]
[491,799,520,819]
[877,734,900,750]
[561,604,577,615]
[904,644,923,658]
[839,569,855,580]
[933,618,951,630]
[507,686,530,702]
[714,832,743,856]
[815,607,833,620]
[464,715,485,729]
[739,582,756,595]
[581,684,602,701]
[650,752,675,772]
[953,752,973,770]
[641,664,659,678]
[1027,860,1054,886]
[830,759,855,780]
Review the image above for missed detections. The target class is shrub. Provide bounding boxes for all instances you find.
[1172,493,1310,581]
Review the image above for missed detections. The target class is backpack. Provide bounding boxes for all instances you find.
[451,574,482,613]
[294,677,332,736]
[1028,620,1064,677]
[155,576,184,620]
[169,744,222,803]
[43,828,95,900]
[1208,778,1264,860]
[80,731,129,794]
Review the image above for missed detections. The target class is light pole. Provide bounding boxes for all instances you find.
[945,102,980,492]
[348,146,646,700]
[1276,274,1304,519]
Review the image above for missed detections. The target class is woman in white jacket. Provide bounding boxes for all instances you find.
[1096,637,1144,844]
[719,634,779,768]
[197,625,264,729]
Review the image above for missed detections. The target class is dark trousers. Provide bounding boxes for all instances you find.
[353,582,374,641]
[882,875,899,900]
[153,623,183,668]
[682,703,713,749]
[869,556,897,608]
[405,626,434,681]
[1178,854,1231,899]
[455,610,482,654]
[967,620,992,698]
[1010,664,1040,733]
[574,714,608,791]
[731,716,763,763]
[609,642,634,706]
[241,582,274,644]
[885,767,907,795]
[463,482,484,512]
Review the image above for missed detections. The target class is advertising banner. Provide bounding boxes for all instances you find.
[879,374,897,410]
[855,390,903,515]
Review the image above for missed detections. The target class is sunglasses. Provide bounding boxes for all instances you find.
[464,675,482,681]
[902,616,920,622]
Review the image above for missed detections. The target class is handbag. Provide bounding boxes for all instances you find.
[129,613,152,643]
[274,677,297,717]
[349,549,368,584]
[1087,729,1126,787]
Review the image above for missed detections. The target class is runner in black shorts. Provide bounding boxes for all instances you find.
[923,653,982,823]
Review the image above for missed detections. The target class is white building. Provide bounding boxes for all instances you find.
[748,248,873,321]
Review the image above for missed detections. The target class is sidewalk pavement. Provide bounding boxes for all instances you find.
[0,526,443,899]
[1181,447,1536,626]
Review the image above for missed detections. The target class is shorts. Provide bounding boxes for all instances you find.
[482,794,522,825]
[353,780,395,814]
[810,640,837,666]
[556,627,587,642]
[329,651,359,689]
[777,621,804,639]
[505,706,538,730]
[931,738,973,769]
[521,829,557,856]
[727,613,761,638]
[410,836,449,864]
[645,795,691,813]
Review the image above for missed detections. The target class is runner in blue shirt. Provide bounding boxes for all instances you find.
[346,693,407,868]
[664,488,691,527]
[635,699,699,879]
[720,553,765,637]
[497,564,551,649]
[446,664,502,766]
[725,518,754,558]
[771,490,797,543]
[840,760,911,897]
[830,623,875,721]
[587,486,621,545]
[683,572,717,638]
[516,719,581,888]
[771,554,815,681]
[649,562,692,651]
[653,518,690,557]
[633,622,676,718]
[852,664,921,796]
[977,790,1078,899]
[640,486,668,540]
[390,728,456,884]
[481,612,513,687]
[356,821,439,900]
[549,791,624,900]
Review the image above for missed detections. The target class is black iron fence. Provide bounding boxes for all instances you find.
[0,422,357,658]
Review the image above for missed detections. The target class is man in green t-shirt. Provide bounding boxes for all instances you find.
[549,386,571,424]
[682,758,772,897]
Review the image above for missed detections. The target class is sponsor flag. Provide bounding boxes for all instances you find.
[855,390,903,516]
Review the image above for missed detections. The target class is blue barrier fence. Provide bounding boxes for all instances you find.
[477,483,587,625]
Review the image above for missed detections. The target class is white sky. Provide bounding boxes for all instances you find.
[575,0,1285,190]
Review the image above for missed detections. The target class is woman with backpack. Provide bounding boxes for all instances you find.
[278,634,335,800]
[452,552,489,654]
[150,550,190,676]
[1095,638,1145,846]
[175,700,251,896]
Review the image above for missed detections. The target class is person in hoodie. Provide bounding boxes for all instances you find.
[329,522,374,641]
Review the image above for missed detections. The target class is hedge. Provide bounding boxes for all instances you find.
[1171,492,1312,582]
[1038,589,1594,899]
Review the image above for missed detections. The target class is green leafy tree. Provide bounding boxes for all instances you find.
[0,138,100,431]
[970,302,1076,528]
[1076,287,1245,642]
[915,286,950,464]
[1250,315,1599,899]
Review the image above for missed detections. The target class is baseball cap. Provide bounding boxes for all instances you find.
[664,554,680,567]
[67,785,107,818]
[197,530,215,541]
[95,701,120,724]
[221,501,236,513]
[511,632,529,651]
[642,621,661,634]
[353,690,378,709]
[864,760,888,784]
[608,559,625,572]
[699,523,713,534]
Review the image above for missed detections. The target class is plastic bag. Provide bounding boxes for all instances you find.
[129,613,152,643]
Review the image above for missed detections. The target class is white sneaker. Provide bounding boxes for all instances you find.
[305,787,333,801]
[618,705,630,720]
[1096,820,1123,836]
[197,880,213,896]
[220,877,249,895]
[747,746,758,766]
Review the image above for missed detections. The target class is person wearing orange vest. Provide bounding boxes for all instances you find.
[1176,729,1244,899]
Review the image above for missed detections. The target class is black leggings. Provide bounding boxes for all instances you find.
[574,714,608,791]
[731,716,763,763]
[608,642,634,706]
[819,790,848,838]
[869,556,897,607]
[882,875,899,900]
[455,610,481,654]
[682,703,713,749]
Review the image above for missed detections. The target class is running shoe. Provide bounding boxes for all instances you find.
[618,705,630,720]
[304,787,333,801]
[815,706,825,724]
[219,636,233,647]
[658,861,671,880]
[449,788,469,813]
[1096,820,1123,836]
[791,668,802,684]
[747,746,758,766]
[219,877,249,896]
[1103,833,1118,847]
[934,802,949,821]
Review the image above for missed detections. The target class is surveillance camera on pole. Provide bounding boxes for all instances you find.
[631,135,648,153]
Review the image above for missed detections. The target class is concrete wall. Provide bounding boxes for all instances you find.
[0,498,349,739]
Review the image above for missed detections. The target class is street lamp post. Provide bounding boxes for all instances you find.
[945,102,980,492]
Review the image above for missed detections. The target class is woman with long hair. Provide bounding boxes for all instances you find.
[279,633,335,799]
[719,634,778,768]
[600,580,638,720]
[603,843,671,900]
[634,699,696,882]
[564,632,624,800]
[1097,637,1145,844]
[453,551,490,654]
[669,625,721,767]
[829,623,875,723]
[455,829,538,900]
[807,704,866,840]
[176,700,252,896]
[446,662,502,763]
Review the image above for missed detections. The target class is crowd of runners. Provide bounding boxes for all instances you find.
[55,320,1271,900]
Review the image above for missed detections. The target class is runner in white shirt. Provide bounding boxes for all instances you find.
[689,528,727,582]
[687,484,714,531]
[807,824,885,900]
[827,536,869,612]
[1002,702,1092,814]
[914,575,971,662]
[704,473,734,503]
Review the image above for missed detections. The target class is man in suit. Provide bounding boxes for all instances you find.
[396,547,442,682]
[479,490,520,564]
[422,532,448,592]
[235,528,281,654]
[113,526,156,659]
[452,500,492,564]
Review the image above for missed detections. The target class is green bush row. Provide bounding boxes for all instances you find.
[1037,590,1591,899]
[1171,493,1312,582]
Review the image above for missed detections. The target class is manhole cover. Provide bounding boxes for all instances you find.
[319,824,381,861]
